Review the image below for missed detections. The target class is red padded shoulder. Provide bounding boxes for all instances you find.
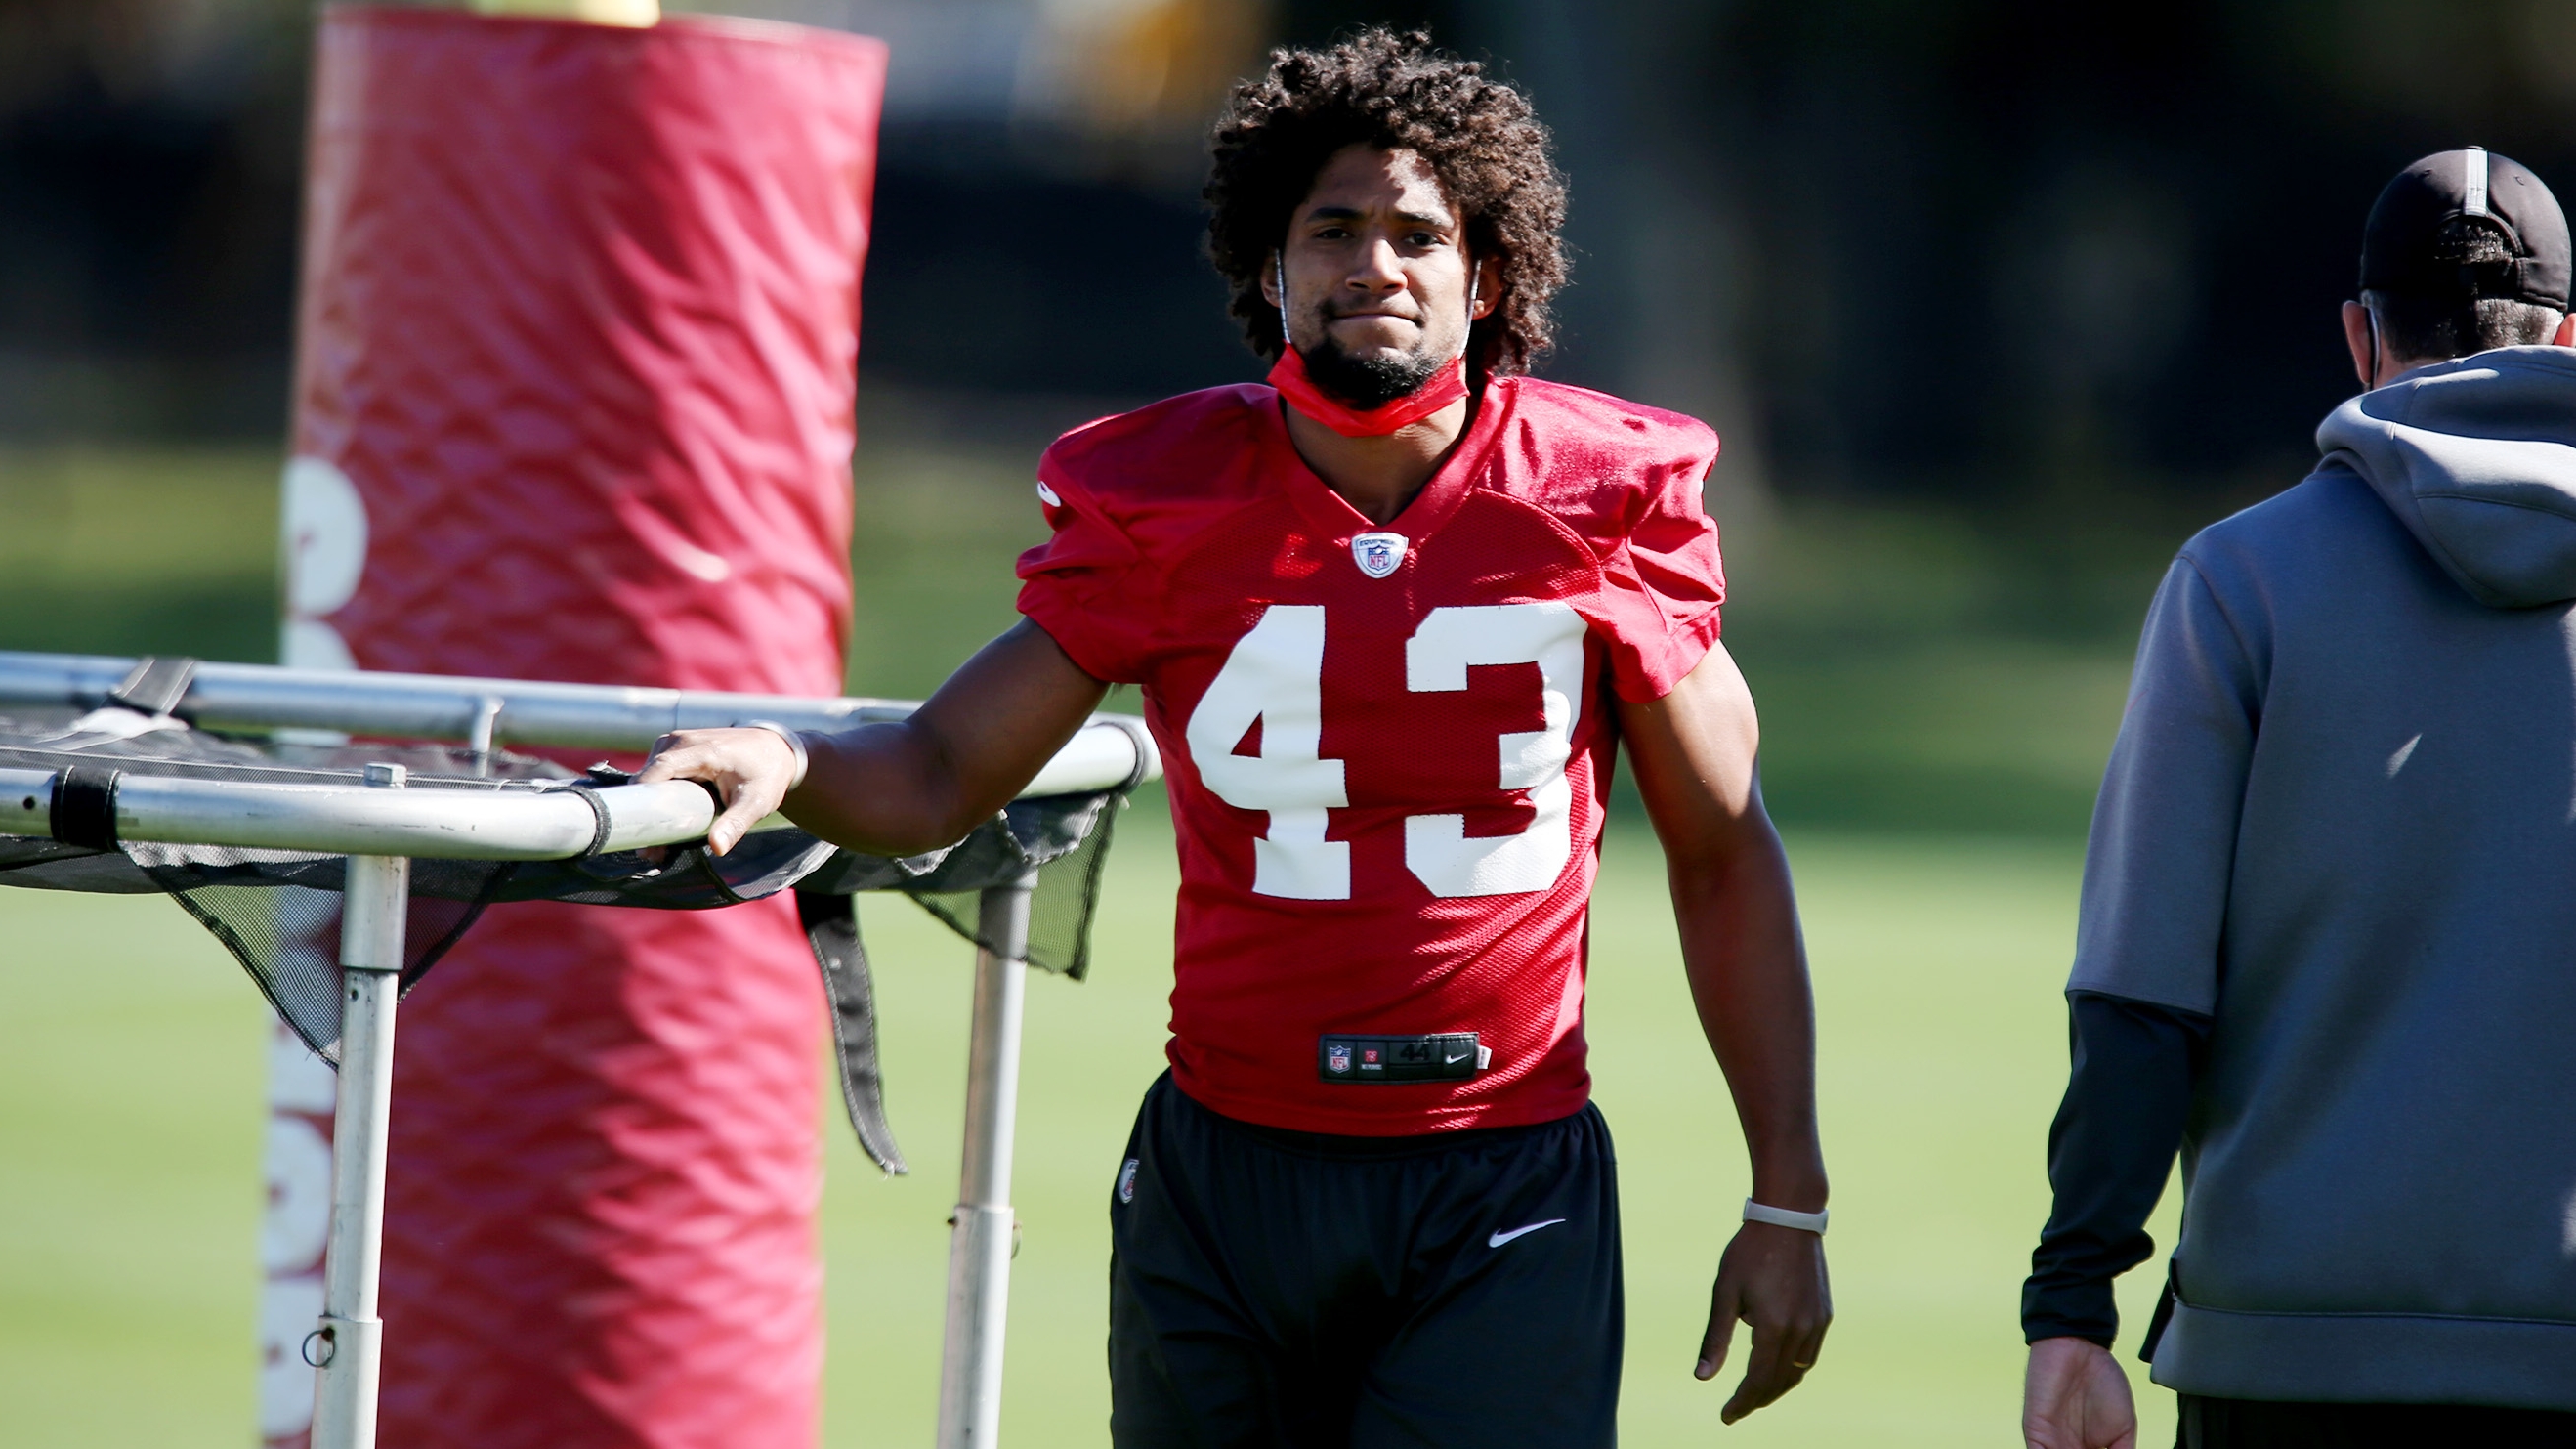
[1472,377,1721,559]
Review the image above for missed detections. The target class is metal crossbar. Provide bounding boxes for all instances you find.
[0,651,1153,799]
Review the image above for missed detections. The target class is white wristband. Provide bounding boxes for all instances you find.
[734,719,810,790]
[1743,1198,1828,1235]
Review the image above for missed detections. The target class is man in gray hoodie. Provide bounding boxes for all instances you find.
[2020,149,2576,1448]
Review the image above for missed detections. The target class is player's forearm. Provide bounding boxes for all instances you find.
[1669,813,1828,1213]
[782,719,988,856]
[782,618,1109,856]
[1620,645,1827,1211]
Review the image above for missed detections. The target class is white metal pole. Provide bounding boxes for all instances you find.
[308,763,411,1449]
[936,874,1037,1449]
[259,1021,336,1449]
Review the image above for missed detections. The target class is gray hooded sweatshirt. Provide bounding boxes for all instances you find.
[2076,345,2576,1408]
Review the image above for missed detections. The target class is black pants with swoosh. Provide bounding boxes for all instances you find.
[1107,1072,1622,1448]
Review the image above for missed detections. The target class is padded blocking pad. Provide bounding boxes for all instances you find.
[285,12,886,1447]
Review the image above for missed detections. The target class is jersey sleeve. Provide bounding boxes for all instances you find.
[1014,464,1155,684]
[1588,453,1726,703]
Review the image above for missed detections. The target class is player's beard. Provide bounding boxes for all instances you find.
[1298,322,1455,410]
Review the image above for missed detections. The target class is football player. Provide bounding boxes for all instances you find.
[643,29,1831,1445]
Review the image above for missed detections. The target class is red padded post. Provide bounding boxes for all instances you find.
[270,11,884,1446]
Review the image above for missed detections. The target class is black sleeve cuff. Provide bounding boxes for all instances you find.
[2019,991,2209,1350]
[2022,1284,2119,1349]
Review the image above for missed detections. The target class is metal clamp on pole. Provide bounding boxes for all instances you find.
[936,871,1038,1449]
[309,763,412,1449]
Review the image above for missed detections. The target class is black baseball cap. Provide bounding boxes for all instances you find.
[2360,148,2571,310]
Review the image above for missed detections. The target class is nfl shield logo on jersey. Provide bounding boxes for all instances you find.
[1327,1044,1353,1074]
[1119,1157,1139,1203]
[1351,531,1407,579]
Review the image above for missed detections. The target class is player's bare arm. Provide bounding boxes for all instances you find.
[638,618,1106,857]
[1619,639,1832,1424]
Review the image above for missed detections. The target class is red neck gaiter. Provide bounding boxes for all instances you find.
[1267,346,1469,437]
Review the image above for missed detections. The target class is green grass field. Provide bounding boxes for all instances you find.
[0,435,2199,1446]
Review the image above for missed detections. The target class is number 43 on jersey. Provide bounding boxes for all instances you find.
[1184,602,1586,901]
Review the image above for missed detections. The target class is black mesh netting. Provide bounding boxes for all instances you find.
[0,706,1139,1174]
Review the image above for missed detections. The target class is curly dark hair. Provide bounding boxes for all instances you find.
[1204,29,1569,380]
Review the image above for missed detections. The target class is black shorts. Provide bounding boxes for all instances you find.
[2175,1394,2576,1447]
[1107,1072,1622,1449]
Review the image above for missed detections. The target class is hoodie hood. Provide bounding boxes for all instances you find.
[2318,345,2576,607]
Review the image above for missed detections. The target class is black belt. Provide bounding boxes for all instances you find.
[1317,1031,1487,1084]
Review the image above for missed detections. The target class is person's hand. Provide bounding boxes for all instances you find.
[637,727,799,855]
[2023,1336,2135,1449]
[1696,1221,1831,1424]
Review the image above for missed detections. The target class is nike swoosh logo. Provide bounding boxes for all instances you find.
[1488,1218,1567,1248]
[1445,1051,1471,1064]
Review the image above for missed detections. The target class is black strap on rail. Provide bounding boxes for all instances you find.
[51,764,120,849]
[799,889,906,1175]
[561,783,614,858]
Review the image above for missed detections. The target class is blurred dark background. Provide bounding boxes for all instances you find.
[13,0,2574,488]
[5,0,2569,831]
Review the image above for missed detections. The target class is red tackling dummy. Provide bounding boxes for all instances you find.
[274,11,882,1447]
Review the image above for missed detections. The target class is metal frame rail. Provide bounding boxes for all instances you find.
[0,651,1146,799]
[0,651,1161,1449]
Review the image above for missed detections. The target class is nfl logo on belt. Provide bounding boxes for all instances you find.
[1351,531,1407,579]
[1327,1044,1352,1074]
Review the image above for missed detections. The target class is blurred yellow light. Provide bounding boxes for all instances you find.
[467,0,660,26]
[1031,0,1269,142]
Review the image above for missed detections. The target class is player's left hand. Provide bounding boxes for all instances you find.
[1696,1220,1831,1424]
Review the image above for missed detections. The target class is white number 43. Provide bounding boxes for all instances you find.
[1184,602,1585,900]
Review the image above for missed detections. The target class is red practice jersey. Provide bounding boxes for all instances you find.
[1018,376,1725,1134]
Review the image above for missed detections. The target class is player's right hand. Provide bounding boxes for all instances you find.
[638,726,800,856]
[2021,1336,2136,1449]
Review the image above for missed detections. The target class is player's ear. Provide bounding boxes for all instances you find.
[1471,254,1501,320]
[1262,250,1284,311]
[2342,301,2377,387]
[2554,310,2575,348]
